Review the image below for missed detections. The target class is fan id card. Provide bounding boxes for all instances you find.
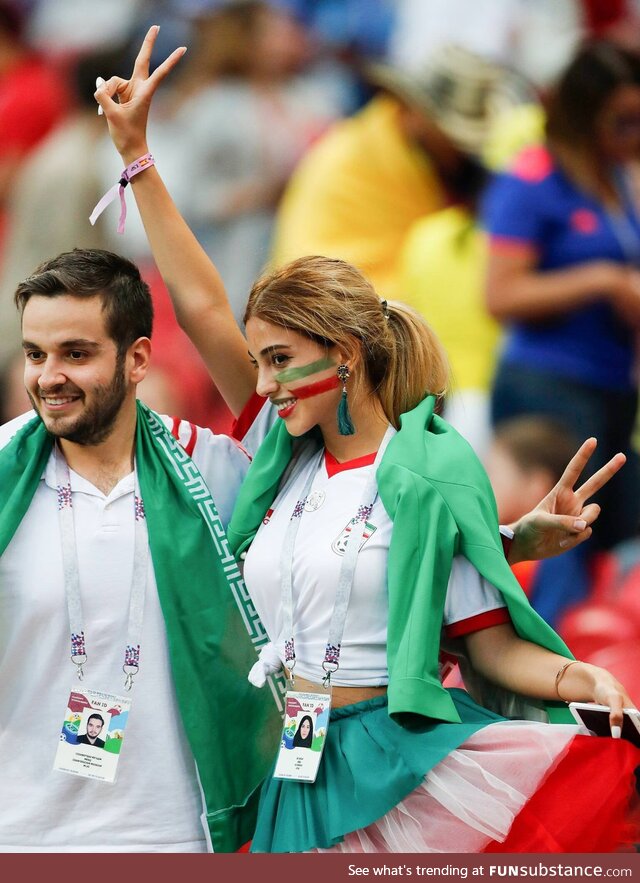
[273,690,331,783]
[53,688,131,784]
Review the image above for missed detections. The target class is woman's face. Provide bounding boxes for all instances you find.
[595,84,640,163]
[300,719,311,740]
[246,316,343,439]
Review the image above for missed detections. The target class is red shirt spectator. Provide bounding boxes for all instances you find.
[0,2,69,250]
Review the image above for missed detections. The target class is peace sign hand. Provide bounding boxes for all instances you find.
[94,25,186,162]
[508,437,626,564]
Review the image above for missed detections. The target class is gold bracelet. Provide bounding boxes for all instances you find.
[554,659,581,702]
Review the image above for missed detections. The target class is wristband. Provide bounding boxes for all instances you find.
[89,153,155,234]
[555,659,581,702]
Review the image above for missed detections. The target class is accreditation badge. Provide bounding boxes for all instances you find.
[273,690,331,783]
[53,688,132,784]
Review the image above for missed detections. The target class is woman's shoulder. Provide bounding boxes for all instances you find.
[380,410,495,507]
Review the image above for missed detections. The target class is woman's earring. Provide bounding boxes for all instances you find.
[336,364,355,435]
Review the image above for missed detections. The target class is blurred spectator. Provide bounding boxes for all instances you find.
[486,416,581,527]
[166,0,338,321]
[482,41,640,610]
[398,168,499,457]
[0,0,69,245]
[581,0,635,38]
[276,0,395,60]
[274,0,397,111]
[0,48,122,378]
[390,0,584,91]
[26,0,143,57]
[270,44,534,300]
[0,350,28,422]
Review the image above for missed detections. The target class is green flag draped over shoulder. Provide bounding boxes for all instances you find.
[0,402,283,852]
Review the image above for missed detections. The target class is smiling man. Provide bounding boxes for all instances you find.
[76,714,106,749]
[0,248,280,853]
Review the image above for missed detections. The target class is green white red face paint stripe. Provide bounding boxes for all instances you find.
[274,357,339,402]
[284,374,341,400]
[273,356,335,385]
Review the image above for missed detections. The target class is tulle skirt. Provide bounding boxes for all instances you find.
[250,691,640,854]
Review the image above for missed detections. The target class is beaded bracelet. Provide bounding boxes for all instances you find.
[89,152,155,234]
[555,659,581,702]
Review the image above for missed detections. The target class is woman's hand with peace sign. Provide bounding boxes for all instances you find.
[508,437,626,564]
[94,25,186,162]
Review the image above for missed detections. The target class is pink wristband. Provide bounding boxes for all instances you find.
[89,153,155,234]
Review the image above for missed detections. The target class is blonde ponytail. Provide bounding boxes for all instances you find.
[378,300,449,426]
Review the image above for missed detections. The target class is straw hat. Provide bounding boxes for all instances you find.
[364,44,537,155]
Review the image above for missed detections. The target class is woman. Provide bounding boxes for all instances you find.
[292,716,314,749]
[482,42,640,622]
[94,28,640,853]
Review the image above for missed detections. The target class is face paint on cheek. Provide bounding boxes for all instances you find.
[289,374,341,399]
[273,356,335,385]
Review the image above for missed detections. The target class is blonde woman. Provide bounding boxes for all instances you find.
[93,28,640,853]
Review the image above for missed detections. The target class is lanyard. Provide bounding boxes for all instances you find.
[280,426,395,686]
[55,446,149,690]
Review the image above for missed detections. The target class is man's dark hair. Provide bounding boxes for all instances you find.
[14,249,153,356]
[87,714,105,726]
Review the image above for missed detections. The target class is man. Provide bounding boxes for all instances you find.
[270,44,535,300]
[76,714,106,749]
[0,248,280,853]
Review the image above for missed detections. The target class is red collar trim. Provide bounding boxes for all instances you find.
[324,449,377,478]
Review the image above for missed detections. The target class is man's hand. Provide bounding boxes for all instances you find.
[508,438,626,564]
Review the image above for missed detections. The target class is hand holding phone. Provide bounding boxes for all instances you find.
[569,702,640,747]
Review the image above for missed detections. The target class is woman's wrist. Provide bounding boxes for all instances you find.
[120,143,151,166]
[554,660,597,703]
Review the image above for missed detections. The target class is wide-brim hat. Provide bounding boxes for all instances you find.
[363,44,537,156]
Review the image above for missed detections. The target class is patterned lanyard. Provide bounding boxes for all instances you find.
[280,426,395,686]
[55,446,149,690]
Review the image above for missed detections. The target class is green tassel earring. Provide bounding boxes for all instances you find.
[336,365,355,435]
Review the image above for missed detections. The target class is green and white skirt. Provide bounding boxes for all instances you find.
[249,689,640,853]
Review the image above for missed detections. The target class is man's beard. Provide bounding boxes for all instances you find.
[30,354,128,446]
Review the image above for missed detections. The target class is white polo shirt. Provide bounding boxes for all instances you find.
[0,411,249,852]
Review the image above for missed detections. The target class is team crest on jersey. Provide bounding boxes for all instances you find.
[331,519,377,556]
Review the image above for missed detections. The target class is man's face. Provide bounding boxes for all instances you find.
[86,717,104,740]
[21,294,128,446]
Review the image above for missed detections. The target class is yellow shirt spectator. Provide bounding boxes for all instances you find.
[271,96,448,299]
[399,205,501,455]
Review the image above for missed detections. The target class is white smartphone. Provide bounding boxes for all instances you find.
[569,702,640,748]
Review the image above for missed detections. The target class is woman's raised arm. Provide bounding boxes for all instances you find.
[94,26,255,417]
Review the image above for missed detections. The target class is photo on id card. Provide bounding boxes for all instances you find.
[273,691,331,782]
[53,688,131,783]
